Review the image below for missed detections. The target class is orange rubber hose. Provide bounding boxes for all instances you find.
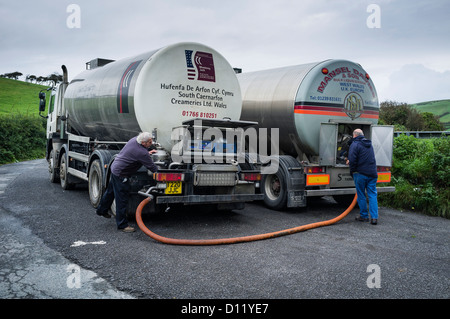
[135,194,357,245]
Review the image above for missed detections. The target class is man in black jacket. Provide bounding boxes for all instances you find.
[96,132,158,232]
[347,129,379,225]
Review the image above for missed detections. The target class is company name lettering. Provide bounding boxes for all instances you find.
[317,67,370,93]
[161,82,234,108]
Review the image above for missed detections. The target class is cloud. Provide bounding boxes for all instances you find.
[383,64,450,103]
[0,0,449,104]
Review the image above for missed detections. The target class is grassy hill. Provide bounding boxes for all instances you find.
[0,77,48,117]
[410,99,450,130]
[0,78,48,164]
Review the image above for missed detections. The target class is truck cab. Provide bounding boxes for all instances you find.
[39,67,69,183]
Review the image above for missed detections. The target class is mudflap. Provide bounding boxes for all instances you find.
[280,156,307,208]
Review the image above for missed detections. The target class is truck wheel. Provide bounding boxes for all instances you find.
[261,171,287,210]
[88,160,104,208]
[60,153,75,190]
[48,149,60,183]
[111,196,154,217]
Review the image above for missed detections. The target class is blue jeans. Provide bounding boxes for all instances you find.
[96,173,130,229]
[353,173,378,219]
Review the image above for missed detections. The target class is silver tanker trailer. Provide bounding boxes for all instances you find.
[39,42,263,214]
[237,60,395,210]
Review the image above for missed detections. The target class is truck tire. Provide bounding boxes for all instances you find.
[261,169,287,210]
[261,155,304,210]
[60,153,75,190]
[48,149,60,183]
[88,159,104,208]
[111,195,154,218]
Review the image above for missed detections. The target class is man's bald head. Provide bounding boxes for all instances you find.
[353,129,364,137]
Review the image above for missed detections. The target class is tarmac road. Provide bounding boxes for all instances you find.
[0,159,449,302]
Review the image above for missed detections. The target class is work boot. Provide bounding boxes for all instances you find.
[370,219,378,225]
[96,210,112,218]
[355,216,369,222]
[120,226,135,233]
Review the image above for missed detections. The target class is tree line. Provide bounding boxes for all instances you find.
[0,71,63,86]
[379,100,445,131]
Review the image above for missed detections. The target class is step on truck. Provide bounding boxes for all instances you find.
[237,60,395,209]
[39,42,263,215]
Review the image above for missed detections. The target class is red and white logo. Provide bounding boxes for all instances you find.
[185,50,215,82]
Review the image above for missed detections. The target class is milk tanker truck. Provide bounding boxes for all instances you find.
[39,42,263,214]
[237,60,395,210]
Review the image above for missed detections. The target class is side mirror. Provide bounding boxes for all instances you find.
[39,92,46,112]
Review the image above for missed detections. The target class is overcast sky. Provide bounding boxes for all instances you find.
[1,0,449,103]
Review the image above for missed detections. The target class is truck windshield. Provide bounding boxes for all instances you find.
[49,92,55,114]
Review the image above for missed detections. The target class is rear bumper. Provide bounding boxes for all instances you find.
[305,186,395,197]
[155,193,264,205]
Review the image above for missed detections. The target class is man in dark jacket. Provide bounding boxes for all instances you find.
[347,129,379,225]
[96,132,158,232]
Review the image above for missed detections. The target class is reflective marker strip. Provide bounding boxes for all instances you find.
[306,174,330,186]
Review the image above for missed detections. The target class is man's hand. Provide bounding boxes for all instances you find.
[149,149,158,155]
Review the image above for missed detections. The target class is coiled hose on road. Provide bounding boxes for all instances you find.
[135,194,357,245]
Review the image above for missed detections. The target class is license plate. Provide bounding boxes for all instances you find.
[165,181,182,194]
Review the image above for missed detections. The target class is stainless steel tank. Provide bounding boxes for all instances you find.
[64,42,242,150]
[237,60,379,157]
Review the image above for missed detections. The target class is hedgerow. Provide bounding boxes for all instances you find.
[0,114,46,164]
[379,134,450,218]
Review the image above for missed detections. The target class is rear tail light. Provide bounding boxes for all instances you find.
[240,172,261,181]
[153,172,184,182]
[305,166,325,174]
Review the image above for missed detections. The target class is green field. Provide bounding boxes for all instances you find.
[410,99,450,130]
[0,77,48,116]
[0,78,48,164]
